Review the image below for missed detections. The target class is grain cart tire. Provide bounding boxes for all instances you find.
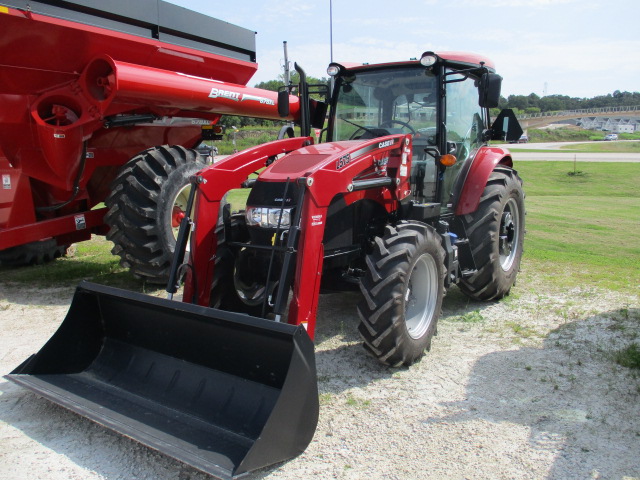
[358,221,445,367]
[458,166,525,301]
[0,239,68,266]
[105,145,204,284]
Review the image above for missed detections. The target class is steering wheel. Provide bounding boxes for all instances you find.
[349,126,389,140]
[379,120,416,135]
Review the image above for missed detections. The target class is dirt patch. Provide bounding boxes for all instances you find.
[1,269,639,480]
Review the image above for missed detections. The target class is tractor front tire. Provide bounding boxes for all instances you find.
[358,222,445,367]
[105,145,204,284]
[458,166,525,301]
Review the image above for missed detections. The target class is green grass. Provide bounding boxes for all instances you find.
[0,236,157,291]
[450,310,485,323]
[516,161,640,293]
[225,188,251,213]
[613,343,640,369]
[209,127,295,155]
[506,141,640,154]
[518,162,639,197]
[2,161,638,297]
[558,141,640,153]
[524,128,640,144]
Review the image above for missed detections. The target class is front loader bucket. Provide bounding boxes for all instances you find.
[5,281,318,479]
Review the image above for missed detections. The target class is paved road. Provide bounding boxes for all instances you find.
[506,141,640,162]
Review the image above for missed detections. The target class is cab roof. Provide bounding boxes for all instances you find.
[340,51,496,73]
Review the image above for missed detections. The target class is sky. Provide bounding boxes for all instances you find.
[168,0,640,99]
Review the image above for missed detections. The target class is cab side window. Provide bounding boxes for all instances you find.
[442,75,485,208]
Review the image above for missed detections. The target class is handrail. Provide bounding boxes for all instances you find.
[517,105,640,119]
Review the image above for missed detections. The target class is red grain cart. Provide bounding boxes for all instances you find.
[0,0,295,281]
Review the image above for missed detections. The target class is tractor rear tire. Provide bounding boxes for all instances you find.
[105,145,204,284]
[458,166,525,301]
[0,239,68,266]
[358,222,445,367]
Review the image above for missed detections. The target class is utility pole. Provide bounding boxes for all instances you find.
[330,0,334,63]
[283,41,291,86]
[329,0,334,93]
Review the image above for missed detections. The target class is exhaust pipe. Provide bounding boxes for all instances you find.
[5,281,318,479]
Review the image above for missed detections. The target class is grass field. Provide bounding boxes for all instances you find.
[516,161,639,293]
[1,161,638,297]
[504,140,640,154]
[558,141,640,153]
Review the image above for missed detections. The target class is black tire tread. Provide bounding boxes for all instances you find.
[105,145,203,283]
[357,221,445,367]
[0,239,68,266]
[458,166,525,301]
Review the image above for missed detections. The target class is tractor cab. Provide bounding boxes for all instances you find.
[325,52,521,212]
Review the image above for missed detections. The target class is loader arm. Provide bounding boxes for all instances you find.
[187,133,412,338]
[183,136,314,306]
[264,135,413,336]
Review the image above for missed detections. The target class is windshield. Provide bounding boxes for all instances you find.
[331,67,438,142]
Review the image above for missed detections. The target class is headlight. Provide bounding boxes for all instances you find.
[267,208,291,227]
[245,207,293,228]
[247,207,264,225]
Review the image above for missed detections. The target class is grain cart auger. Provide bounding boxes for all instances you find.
[7,52,525,478]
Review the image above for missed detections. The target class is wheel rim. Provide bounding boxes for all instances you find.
[171,184,193,241]
[405,253,438,340]
[499,197,520,271]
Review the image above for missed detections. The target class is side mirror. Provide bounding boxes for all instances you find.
[490,109,523,142]
[278,90,290,118]
[478,72,502,108]
[309,99,327,129]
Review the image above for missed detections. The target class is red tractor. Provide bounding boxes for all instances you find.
[183,55,525,367]
[8,52,524,478]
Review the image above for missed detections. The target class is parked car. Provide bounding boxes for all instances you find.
[604,133,618,141]
[509,134,528,144]
[196,143,219,162]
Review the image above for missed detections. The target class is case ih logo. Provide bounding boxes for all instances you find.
[378,139,395,149]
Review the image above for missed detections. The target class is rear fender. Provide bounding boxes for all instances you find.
[455,146,513,216]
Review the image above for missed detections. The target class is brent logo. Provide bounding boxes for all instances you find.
[208,87,240,101]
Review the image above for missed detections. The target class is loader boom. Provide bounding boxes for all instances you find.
[185,134,413,337]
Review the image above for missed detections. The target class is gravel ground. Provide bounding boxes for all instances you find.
[1,267,639,480]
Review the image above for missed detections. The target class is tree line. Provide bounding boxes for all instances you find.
[218,74,640,128]
[499,90,640,114]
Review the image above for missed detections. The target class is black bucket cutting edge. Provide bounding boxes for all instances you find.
[5,281,319,479]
